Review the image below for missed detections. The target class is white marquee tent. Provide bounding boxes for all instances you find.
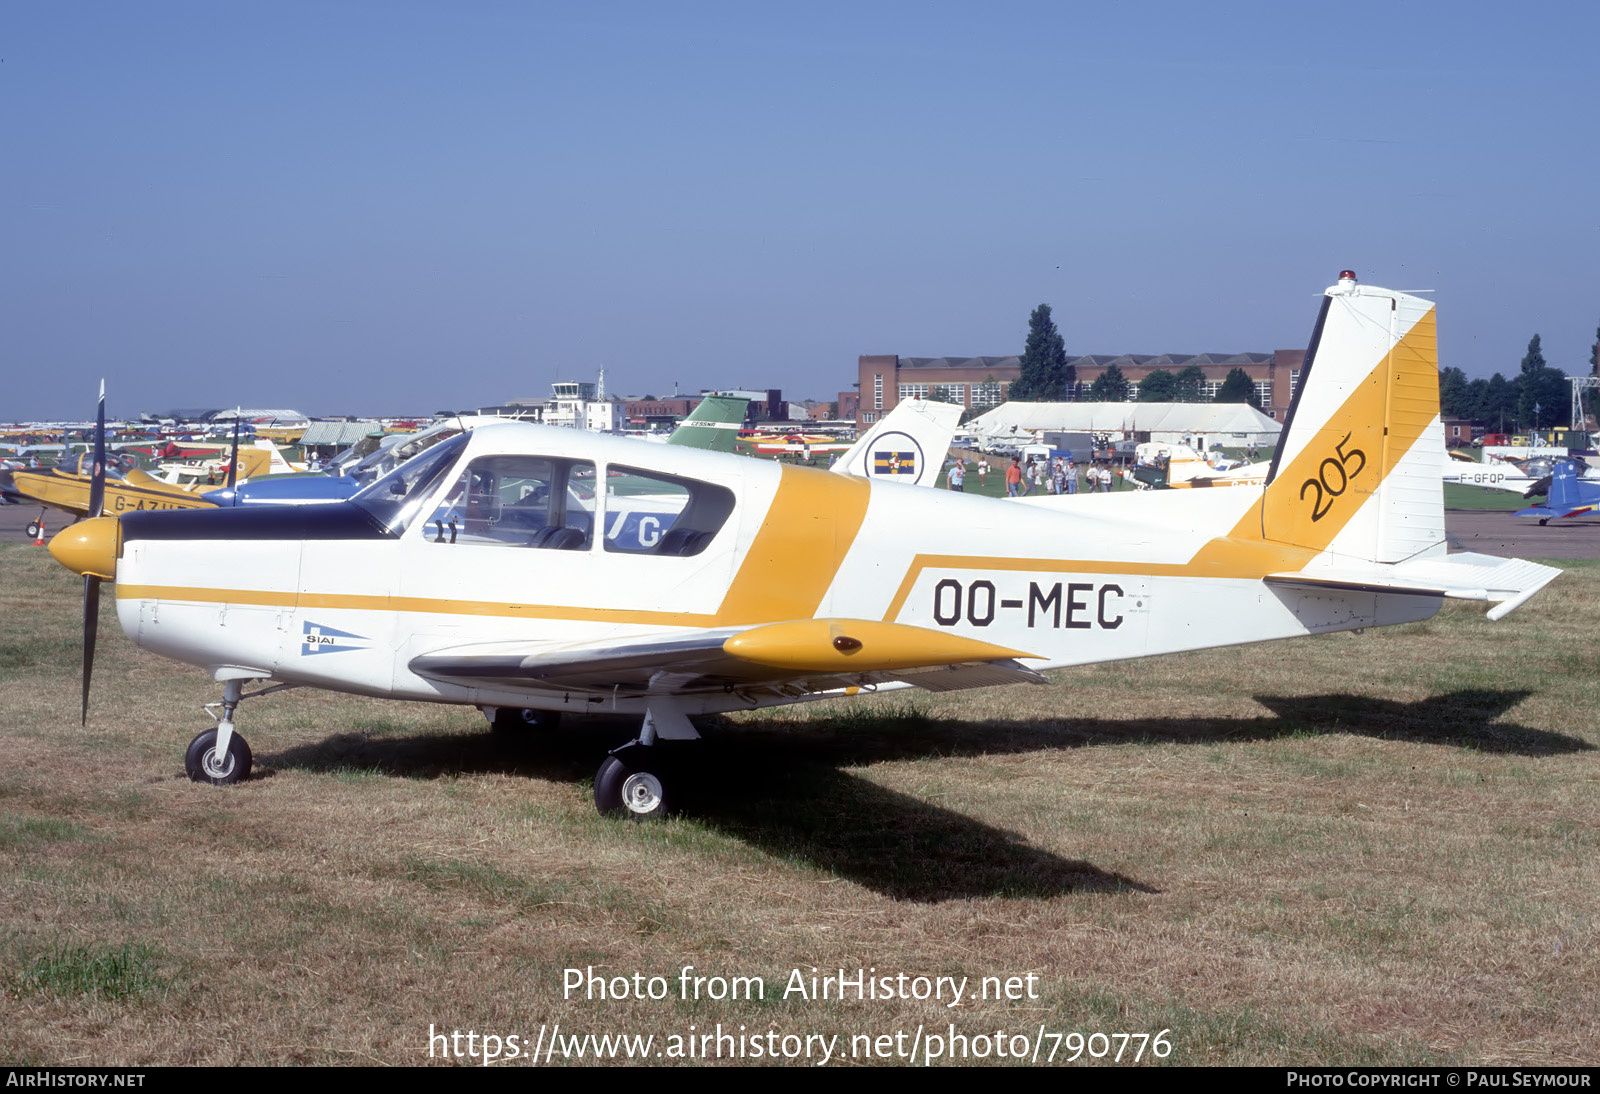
[970,401,1282,441]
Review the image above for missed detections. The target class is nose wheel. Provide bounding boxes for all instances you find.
[185,727,253,785]
[184,676,290,786]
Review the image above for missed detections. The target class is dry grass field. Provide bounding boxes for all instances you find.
[1,541,1596,1066]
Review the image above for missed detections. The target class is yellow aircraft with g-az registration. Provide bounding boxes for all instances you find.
[0,414,272,537]
[49,273,1559,818]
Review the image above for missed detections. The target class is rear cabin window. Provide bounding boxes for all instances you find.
[602,465,734,556]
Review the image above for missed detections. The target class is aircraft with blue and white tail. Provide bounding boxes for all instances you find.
[1514,459,1600,524]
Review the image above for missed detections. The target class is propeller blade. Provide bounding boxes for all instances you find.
[226,418,241,490]
[87,380,107,520]
[81,574,100,726]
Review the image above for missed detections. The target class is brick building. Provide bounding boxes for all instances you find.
[855,350,1307,427]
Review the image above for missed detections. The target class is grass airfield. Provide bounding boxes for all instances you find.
[1,541,1596,1067]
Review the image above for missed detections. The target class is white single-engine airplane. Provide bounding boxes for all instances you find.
[49,273,1560,817]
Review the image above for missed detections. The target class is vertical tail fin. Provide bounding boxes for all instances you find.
[833,397,963,487]
[668,395,749,453]
[1257,273,1445,565]
[1546,460,1582,510]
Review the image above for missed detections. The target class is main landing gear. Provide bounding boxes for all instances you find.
[592,705,699,820]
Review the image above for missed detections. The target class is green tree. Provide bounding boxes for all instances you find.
[1138,369,1178,402]
[1519,334,1547,378]
[1009,304,1070,401]
[1484,373,1515,431]
[1590,324,1598,377]
[1214,368,1259,407]
[1461,377,1490,421]
[1088,364,1131,402]
[1174,365,1206,402]
[1438,367,1469,418]
[1516,334,1569,429]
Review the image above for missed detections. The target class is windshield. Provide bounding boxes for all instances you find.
[73,452,136,481]
[349,433,469,534]
[346,426,468,485]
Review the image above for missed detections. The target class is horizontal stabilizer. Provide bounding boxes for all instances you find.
[1266,552,1560,621]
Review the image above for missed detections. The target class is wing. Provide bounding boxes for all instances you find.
[409,618,1049,700]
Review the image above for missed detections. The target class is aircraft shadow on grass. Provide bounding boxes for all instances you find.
[263,687,1580,902]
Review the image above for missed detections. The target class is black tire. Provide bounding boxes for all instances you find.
[490,707,561,734]
[594,752,669,819]
[1540,518,1549,526]
[25,521,40,540]
[185,728,252,785]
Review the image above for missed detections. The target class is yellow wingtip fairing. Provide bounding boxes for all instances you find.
[723,618,1036,673]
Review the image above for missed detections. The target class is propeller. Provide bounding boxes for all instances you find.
[81,381,108,725]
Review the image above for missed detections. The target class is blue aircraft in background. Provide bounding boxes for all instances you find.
[1515,459,1600,525]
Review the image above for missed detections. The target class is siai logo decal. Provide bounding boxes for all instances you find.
[302,621,371,656]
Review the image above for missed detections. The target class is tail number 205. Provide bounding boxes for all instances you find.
[1300,432,1366,522]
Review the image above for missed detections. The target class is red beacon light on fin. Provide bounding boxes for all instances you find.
[1339,270,1357,281]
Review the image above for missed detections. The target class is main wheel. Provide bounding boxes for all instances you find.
[490,707,562,734]
[185,728,253,785]
[594,753,669,819]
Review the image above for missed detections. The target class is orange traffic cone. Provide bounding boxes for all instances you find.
[32,517,46,546]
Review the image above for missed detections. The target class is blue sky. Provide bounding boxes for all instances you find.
[4,2,1597,420]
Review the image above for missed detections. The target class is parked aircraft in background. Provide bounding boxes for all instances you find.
[203,415,514,507]
[1514,460,1600,524]
[1447,453,1598,499]
[156,440,304,485]
[1126,443,1270,490]
[743,429,854,457]
[656,394,749,453]
[829,397,962,488]
[48,274,1559,820]
[0,441,219,539]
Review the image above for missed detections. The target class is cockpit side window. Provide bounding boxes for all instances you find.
[425,455,596,549]
[602,465,734,556]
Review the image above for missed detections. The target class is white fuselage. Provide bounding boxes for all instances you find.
[113,424,1438,719]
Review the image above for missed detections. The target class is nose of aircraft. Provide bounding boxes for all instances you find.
[48,516,120,579]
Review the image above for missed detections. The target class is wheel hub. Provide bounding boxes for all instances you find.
[620,772,664,815]
[201,747,235,780]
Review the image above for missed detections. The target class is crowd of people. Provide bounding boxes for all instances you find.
[946,454,1118,496]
